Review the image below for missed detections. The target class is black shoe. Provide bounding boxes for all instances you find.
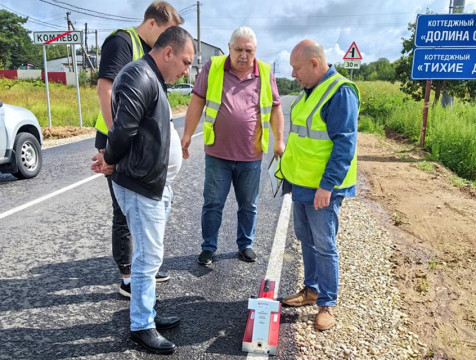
[155,271,170,283]
[155,315,181,330]
[118,280,160,301]
[130,328,176,355]
[238,248,257,262]
[197,250,214,265]
[119,280,131,298]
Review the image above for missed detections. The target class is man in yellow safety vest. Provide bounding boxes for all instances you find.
[278,39,360,332]
[181,26,285,266]
[94,1,183,298]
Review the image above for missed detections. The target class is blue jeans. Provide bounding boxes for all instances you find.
[201,154,261,252]
[113,182,172,331]
[293,194,344,306]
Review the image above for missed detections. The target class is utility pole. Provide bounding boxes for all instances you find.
[95,30,99,71]
[84,23,88,69]
[66,14,95,69]
[449,0,465,13]
[442,0,465,108]
[196,1,202,77]
[66,12,72,71]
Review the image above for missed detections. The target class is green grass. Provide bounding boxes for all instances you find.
[418,161,435,172]
[0,78,190,128]
[356,80,476,181]
[3,78,476,182]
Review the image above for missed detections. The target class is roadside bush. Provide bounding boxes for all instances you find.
[358,115,385,136]
[356,80,476,181]
[426,106,476,180]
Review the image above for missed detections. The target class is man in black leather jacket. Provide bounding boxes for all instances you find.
[91,26,195,355]
[96,2,183,295]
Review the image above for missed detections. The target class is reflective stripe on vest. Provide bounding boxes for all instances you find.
[95,27,144,135]
[277,73,360,189]
[203,55,273,152]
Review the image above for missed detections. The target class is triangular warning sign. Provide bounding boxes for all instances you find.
[343,42,362,60]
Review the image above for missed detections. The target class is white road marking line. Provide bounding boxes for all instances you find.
[246,193,292,359]
[0,174,102,220]
[265,193,292,293]
[192,131,203,138]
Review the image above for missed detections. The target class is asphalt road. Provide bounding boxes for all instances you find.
[0,96,303,359]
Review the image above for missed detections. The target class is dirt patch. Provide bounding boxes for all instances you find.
[358,133,476,360]
[42,126,95,140]
[41,107,189,142]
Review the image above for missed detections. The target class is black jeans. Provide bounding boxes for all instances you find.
[106,175,133,275]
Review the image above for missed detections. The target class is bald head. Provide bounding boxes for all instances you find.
[290,39,329,89]
[294,39,326,64]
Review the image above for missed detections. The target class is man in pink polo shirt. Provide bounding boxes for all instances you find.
[181,26,285,265]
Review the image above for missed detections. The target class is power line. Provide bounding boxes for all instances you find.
[39,0,139,22]
[38,0,199,23]
[200,22,410,29]
[200,12,416,20]
[0,3,64,29]
[45,0,140,21]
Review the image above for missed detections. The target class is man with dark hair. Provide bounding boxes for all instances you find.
[94,1,183,298]
[92,26,195,354]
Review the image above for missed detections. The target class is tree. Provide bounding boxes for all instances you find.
[276,77,301,95]
[336,58,395,81]
[0,10,41,69]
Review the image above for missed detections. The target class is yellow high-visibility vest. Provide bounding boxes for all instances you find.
[95,27,144,135]
[277,73,360,189]
[203,55,274,153]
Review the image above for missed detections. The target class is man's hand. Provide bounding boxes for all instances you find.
[91,150,115,176]
[314,187,332,210]
[181,135,192,159]
[273,140,285,159]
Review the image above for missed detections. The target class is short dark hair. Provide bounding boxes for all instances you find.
[154,26,195,53]
[144,1,184,25]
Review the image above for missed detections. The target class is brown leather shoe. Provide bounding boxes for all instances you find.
[315,306,334,331]
[282,287,318,307]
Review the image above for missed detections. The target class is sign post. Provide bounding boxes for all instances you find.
[33,31,84,128]
[412,14,476,80]
[343,42,363,80]
[411,13,476,146]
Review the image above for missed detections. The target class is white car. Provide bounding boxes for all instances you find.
[0,99,43,179]
[167,83,193,96]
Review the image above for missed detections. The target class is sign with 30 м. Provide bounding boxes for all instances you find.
[33,31,83,45]
[343,60,361,69]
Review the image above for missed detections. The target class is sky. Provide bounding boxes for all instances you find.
[2,0,476,79]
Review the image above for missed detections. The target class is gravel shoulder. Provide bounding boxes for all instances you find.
[290,132,476,360]
[41,125,475,359]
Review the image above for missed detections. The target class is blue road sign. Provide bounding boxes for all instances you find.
[415,14,476,48]
[411,48,476,80]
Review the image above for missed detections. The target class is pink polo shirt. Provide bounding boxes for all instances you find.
[192,56,281,161]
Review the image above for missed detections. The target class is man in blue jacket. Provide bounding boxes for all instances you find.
[278,39,359,332]
[91,26,195,354]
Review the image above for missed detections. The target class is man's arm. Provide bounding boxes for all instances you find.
[181,94,206,159]
[270,105,285,158]
[314,86,359,210]
[104,65,151,165]
[97,78,114,130]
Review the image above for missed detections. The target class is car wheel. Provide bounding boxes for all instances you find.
[12,132,42,179]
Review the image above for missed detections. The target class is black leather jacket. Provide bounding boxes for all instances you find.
[104,54,170,200]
